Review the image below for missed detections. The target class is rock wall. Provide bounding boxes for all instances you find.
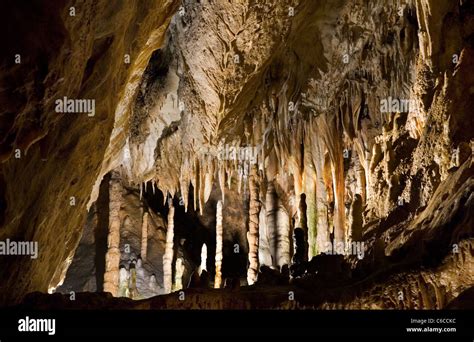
[0,0,179,305]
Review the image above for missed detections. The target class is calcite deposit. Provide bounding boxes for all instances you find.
[0,0,473,310]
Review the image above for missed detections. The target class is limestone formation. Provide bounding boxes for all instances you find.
[215,200,223,289]
[163,201,175,294]
[103,172,122,296]
[141,212,149,261]
[0,0,473,313]
[247,165,261,285]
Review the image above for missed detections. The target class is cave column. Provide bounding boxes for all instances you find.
[141,211,148,261]
[313,135,331,254]
[332,155,346,245]
[296,192,308,261]
[163,199,174,294]
[304,164,317,259]
[214,201,223,289]
[276,205,291,268]
[265,182,277,268]
[215,200,223,288]
[103,171,122,296]
[247,165,261,285]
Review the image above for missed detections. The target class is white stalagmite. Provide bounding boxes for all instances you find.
[163,201,175,294]
[214,200,223,288]
[199,243,207,275]
[141,211,148,261]
[247,165,261,285]
[173,258,184,291]
[104,172,122,296]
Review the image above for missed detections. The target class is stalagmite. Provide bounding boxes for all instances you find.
[332,155,346,245]
[163,201,175,294]
[141,211,148,261]
[173,258,184,291]
[276,206,291,268]
[103,172,122,296]
[304,164,318,259]
[214,200,223,288]
[296,193,308,262]
[265,182,278,267]
[247,165,261,285]
[118,267,129,297]
[199,243,207,275]
[129,264,139,299]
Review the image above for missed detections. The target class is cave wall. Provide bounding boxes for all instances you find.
[0,0,179,305]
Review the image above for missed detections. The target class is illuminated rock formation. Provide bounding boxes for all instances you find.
[1,0,473,312]
[103,172,122,296]
[247,165,261,285]
[163,201,174,294]
[141,211,149,261]
[215,200,223,288]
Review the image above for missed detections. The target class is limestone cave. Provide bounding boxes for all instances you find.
[0,0,473,337]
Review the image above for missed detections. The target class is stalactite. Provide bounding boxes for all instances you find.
[193,158,199,212]
[141,211,148,261]
[103,171,122,296]
[198,161,205,215]
[218,163,226,204]
[247,165,261,285]
[227,165,232,189]
[204,159,214,204]
[353,146,367,203]
[215,200,223,288]
[180,159,191,212]
[163,201,175,294]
